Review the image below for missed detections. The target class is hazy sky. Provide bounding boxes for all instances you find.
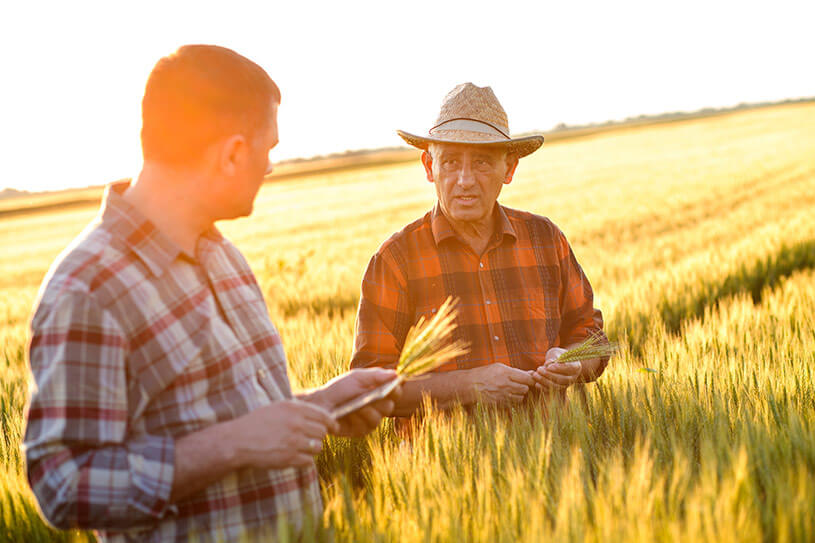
[1,0,813,192]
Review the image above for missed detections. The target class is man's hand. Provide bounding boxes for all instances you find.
[306,368,402,438]
[466,363,536,404]
[228,400,338,470]
[531,347,582,392]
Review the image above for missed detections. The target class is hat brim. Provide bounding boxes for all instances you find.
[397,129,544,158]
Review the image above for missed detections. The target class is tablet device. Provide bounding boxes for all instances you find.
[331,377,402,419]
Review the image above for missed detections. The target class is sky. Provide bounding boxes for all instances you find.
[1,0,813,193]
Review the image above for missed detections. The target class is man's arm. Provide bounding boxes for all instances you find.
[169,400,337,503]
[25,292,175,529]
[531,344,605,393]
[555,227,610,381]
[531,227,609,391]
[385,364,536,416]
[297,368,401,438]
[25,292,337,529]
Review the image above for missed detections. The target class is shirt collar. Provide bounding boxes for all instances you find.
[100,181,188,277]
[430,202,517,247]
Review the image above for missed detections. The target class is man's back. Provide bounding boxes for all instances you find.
[25,183,320,542]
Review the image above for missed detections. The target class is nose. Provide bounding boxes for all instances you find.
[456,158,475,188]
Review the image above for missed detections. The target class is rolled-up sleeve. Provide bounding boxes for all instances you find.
[555,229,610,380]
[24,291,175,530]
[350,248,413,370]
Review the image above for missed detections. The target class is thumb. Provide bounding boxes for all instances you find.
[545,347,567,365]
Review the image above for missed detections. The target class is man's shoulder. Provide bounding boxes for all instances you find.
[34,219,131,310]
[375,210,433,255]
[501,205,564,240]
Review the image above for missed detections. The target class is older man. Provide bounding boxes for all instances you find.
[24,45,398,542]
[350,83,608,417]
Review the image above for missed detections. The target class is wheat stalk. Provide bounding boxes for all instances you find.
[396,296,470,378]
[554,330,617,364]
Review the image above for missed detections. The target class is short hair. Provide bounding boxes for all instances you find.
[141,45,280,166]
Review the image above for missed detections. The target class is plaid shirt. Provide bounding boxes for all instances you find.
[24,183,320,542]
[351,203,607,376]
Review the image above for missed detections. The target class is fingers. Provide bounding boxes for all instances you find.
[291,452,318,467]
[368,398,396,417]
[337,405,385,438]
[386,383,403,402]
[542,377,569,389]
[507,382,530,395]
[544,361,582,377]
[538,368,578,387]
[531,365,573,390]
[353,405,383,428]
[506,367,536,386]
[295,400,339,434]
[534,376,567,391]
[299,420,331,441]
[297,435,323,455]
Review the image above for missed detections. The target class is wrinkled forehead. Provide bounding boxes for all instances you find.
[428,142,509,159]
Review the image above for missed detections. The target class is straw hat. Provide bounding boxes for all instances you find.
[397,82,544,158]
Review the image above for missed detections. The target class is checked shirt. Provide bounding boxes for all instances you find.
[24,183,320,542]
[351,203,607,377]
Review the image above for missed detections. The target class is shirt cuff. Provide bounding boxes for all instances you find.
[127,434,176,519]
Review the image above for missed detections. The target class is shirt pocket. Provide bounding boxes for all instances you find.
[509,281,561,362]
[408,276,466,371]
[410,275,450,322]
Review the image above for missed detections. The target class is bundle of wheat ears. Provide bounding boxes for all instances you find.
[553,330,618,364]
[395,296,471,378]
[331,297,469,418]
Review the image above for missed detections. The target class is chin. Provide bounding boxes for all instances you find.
[449,207,486,223]
[237,203,254,218]
[217,202,254,221]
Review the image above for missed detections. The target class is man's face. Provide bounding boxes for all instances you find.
[423,143,519,226]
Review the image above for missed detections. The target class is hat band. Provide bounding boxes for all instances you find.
[430,118,509,139]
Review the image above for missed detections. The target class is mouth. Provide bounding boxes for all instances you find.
[454,195,479,203]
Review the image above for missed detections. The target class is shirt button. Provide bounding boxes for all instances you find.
[479,262,484,268]
[485,300,491,305]
[493,335,499,341]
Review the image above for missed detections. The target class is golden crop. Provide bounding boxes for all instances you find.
[1,103,813,542]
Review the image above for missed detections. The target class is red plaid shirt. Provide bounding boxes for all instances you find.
[24,183,320,542]
[351,204,607,376]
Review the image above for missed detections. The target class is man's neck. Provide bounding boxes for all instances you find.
[444,206,496,256]
[124,163,214,256]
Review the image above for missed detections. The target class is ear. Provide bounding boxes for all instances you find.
[218,134,249,176]
[503,154,520,185]
[421,150,434,183]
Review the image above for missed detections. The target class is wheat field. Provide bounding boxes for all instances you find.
[1,103,814,542]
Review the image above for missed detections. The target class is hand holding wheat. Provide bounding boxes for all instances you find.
[549,331,617,365]
[331,297,469,418]
[533,331,617,391]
